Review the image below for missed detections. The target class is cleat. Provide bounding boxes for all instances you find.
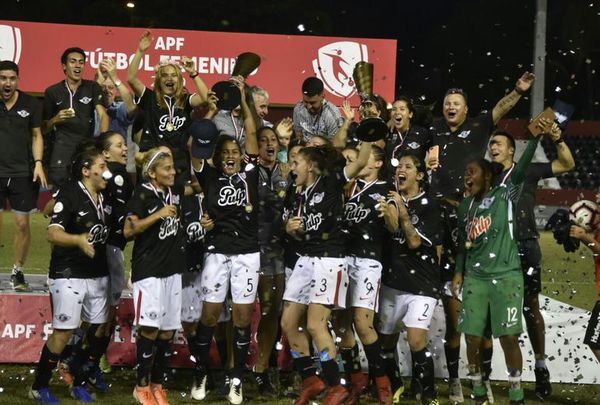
[99,354,112,374]
[294,375,326,405]
[82,362,109,393]
[134,385,158,405]
[345,372,369,405]
[150,383,169,405]
[392,385,405,404]
[29,387,60,404]
[402,376,421,401]
[70,385,94,402]
[191,373,207,401]
[11,269,30,291]
[226,377,243,405]
[254,371,276,397]
[483,379,494,403]
[422,399,440,405]
[57,361,75,387]
[534,367,552,399]
[323,384,349,405]
[449,378,464,403]
[374,375,393,405]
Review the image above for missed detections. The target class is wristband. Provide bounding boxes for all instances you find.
[34,159,43,164]
[554,138,565,145]
[113,80,122,87]
[189,72,199,79]
[514,87,527,96]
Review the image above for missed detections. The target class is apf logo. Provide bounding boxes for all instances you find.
[312,41,368,98]
[0,25,22,64]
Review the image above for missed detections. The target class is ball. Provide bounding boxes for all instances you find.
[569,199,599,231]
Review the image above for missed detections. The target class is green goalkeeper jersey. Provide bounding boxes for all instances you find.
[455,136,540,280]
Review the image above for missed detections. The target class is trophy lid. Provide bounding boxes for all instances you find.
[355,117,388,142]
[211,81,241,111]
[232,52,261,78]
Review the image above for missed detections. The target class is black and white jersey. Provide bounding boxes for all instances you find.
[128,183,185,282]
[43,80,103,172]
[103,162,134,250]
[182,193,206,272]
[0,91,42,177]
[295,167,348,258]
[344,179,392,261]
[135,88,194,183]
[429,112,494,201]
[385,124,432,165]
[48,181,110,279]
[382,191,442,298]
[258,163,288,251]
[194,160,259,255]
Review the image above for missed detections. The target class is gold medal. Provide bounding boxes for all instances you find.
[166,122,174,132]
[278,190,286,199]
[465,240,473,249]
[245,204,253,213]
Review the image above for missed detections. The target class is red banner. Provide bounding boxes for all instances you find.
[0,20,397,106]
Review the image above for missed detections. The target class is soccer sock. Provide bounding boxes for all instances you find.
[508,369,524,400]
[216,337,228,369]
[412,348,436,399]
[381,347,402,391]
[321,357,342,387]
[340,346,358,378]
[292,354,317,380]
[445,345,460,379]
[363,340,385,377]
[11,264,22,274]
[151,338,172,384]
[482,347,493,380]
[194,322,216,375]
[86,327,110,365]
[32,344,60,390]
[136,335,155,387]
[231,326,251,380]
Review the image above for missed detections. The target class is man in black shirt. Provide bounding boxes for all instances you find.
[0,60,47,291]
[489,124,574,399]
[428,71,534,402]
[42,47,108,188]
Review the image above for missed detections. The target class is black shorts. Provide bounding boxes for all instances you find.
[0,177,37,213]
[517,238,542,295]
[584,300,600,350]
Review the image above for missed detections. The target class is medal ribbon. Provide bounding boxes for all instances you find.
[78,181,105,224]
[164,96,175,128]
[64,81,75,109]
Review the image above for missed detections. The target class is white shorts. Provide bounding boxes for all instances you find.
[201,252,260,304]
[182,271,232,324]
[442,280,463,302]
[134,274,182,330]
[49,276,110,329]
[284,266,294,283]
[106,244,125,306]
[378,285,438,334]
[346,256,382,311]
[283,256,348,308]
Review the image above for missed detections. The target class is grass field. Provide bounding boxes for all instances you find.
[0,211,599,404]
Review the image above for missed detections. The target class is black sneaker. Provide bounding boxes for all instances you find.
[11,270,29,291]
[254,371,275,397]
[534,367,552,399]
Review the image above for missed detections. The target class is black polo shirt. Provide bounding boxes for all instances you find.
[0,91,42,177]
[429,112,494,201]
[43,80,103,182]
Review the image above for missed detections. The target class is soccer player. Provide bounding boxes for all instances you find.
[386,97,432,165]
[127,30,208,187]
[569,192,600,363]
[281,140,372,405]
[189,78,259,405]
[488,121,575,398]
[451,127,542,405]
[0,60,47,291]
[378,155,442,405]
[42,47,109,188]
[30,146,111,404]
[428,72,535,402]
[336,144,393,405]
[124,147,186,405]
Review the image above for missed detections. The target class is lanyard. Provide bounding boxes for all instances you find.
[297,176,321,216]
[231,112,244,143]
[64,81,75,109]
[349,179,378,201]
[500,163,515,186]
[164,96,175,128]
[78,181,105,224]
[146,182,172,206]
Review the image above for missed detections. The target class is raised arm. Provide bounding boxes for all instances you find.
[333,100,355,149]
[102,58,136,116]
[491,71,535,124]
[236,77,258,155]
[180,56,208,106]
[344,141,372,179]
[547,123,575,175]
[127,30,153,97]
